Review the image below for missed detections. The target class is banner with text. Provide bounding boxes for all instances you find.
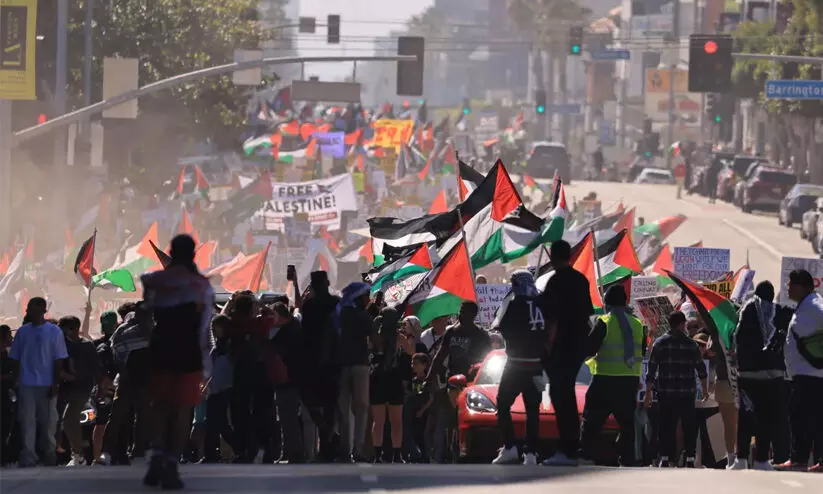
[261,174,357,230]
[372,119,414,150]
[314,131,346,158]
[476,284,511,325]
[673,247,730,282]
[701,279,733,299]
[779,257,823,306]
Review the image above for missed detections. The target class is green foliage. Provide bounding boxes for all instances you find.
[506,0,590,50]
[64,0,283,150]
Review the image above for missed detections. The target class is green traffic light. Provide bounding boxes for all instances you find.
[645,152,652,158]
[418,99,425,105]
[715,115,721,123]
[463,107,470,115]
[536,105,545,114]
[572,45,580,54]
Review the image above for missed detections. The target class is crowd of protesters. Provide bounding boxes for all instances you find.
[0,235,821,490]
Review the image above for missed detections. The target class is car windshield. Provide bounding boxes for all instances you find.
[531,146,569,164]
[792,185,823,197]
[732,158,759,176]
[644,171,672,180]
[759,171,796,185]
[475,354,592,386]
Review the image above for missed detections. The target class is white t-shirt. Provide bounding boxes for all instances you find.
[785,292,823,379]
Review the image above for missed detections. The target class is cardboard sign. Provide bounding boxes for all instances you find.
[634,296,674,340]
[314,131,345,158]
[475,284,511,325]
[372,119,414,150]
[630,275,660,302]
[779,257,823,306]
[701,279,733,299]
[262,173,357,230]
[673,247,730,282]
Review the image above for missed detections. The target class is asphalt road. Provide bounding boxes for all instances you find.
[0,464,819,494]
[552,181,816,289]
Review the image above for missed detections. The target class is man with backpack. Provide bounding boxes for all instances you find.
[776,269,823,472]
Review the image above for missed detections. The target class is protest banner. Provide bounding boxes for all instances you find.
[313,131,345,158]
[779,256,823,305]
[731,268,755,303]
[476,284,511,325]
[630,275,660,302]
[262,173,357,230]
[673,247,730,282]
[372,119,414,150]
[701,279,733,299]
[634,295,674,340]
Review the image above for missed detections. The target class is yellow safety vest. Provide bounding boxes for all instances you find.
[587,314,644,377]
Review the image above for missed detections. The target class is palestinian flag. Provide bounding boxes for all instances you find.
[458,160,484,201]
[571,232,602,309]
[220,242,271,293]
[73,231,97,287]
[596,229,643,286]
[523,174,548,196]
[369,243,433,293]
[192,165,210,198]
[218,170,274,224]
[92,222,162,292]
[404,239,475,327]
[650,243,675,287]
[176,208,200,245]
[635,214,687,241]
[337,237,374,265]
[149,240,173,268]
[429,190,448,214]
[666,270,737,349]
[613,207,636,233]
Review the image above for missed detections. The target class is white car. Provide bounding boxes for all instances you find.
[633,168,675,185]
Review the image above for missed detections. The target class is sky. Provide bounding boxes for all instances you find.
[295,0,434,80]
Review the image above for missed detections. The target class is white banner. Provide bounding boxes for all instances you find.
[673,247,730,282]
[779,257,823,306]
[261,174,357,230]
[476,284,511,325]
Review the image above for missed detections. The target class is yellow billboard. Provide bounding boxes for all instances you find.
[0,0,37,100]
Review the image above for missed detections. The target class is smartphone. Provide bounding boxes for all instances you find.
[286,264,296,282]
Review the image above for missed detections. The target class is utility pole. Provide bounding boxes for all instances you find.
[84,0,94,108]
[666,0,680,167]
[53,0,69,243]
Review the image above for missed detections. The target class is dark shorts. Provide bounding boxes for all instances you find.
[150,370,203,407]
[370,373,404,406]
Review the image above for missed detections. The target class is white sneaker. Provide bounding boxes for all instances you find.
[523,453,537,466]
[542,452,578,467]
[492,446,520,465]
[66,454,85,467]
[727,458,748,470]
[752,461,774,471]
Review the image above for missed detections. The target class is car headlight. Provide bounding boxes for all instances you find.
[466,390,496,413]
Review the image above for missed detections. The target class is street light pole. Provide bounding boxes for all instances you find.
[84,0,94,108]
[666,0,680,168]
[52,0,70,244]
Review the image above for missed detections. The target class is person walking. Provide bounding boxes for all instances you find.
[369,307,407,463]
[645,311,708,468]
[141,235,214,489]
[775,270,823,472]
[579,285,644,466]
[540,240,594,466]
[9,297,68,467]
[730,281,787,470]
[490,271,549,466]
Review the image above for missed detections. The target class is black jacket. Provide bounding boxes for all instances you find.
[300,292,340,368]
[337,306,375,367]
[734,300,788,377]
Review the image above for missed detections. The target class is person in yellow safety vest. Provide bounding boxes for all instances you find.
[578,284,645,466]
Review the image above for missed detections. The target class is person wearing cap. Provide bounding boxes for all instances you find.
[490,270,549,466]
[577,284,645,467]
[140,234,214,489]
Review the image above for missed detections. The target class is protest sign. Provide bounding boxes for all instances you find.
[372,120,414,150]
[634,296,674,340]
[314,131,345,158]
[282,216,311,248]
[731,268,755,303]
[630,275,660,302]
[476,284,511,325]
[262,173,357,230]
[701,279,733,299]
[673,247,730,282]
[779,256,823,305]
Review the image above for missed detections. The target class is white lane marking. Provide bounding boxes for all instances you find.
[780,479,804,488]
[361,474,379,483]
[368,489,388,494]
[722,218,783,259]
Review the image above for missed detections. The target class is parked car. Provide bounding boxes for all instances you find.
[780,184,823,228]
[717,156,761,202]
[803,198,823,253]
[634,168,675,185]
[740,167,797,213]
[733,162,763,207]
[526,141,571,181]
[453,350,618,463]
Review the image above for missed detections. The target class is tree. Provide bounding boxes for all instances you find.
[54,1,286,152]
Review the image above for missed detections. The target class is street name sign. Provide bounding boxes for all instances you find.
[765,80,823,100]
[591,49,631,61]
[549,103,581,115]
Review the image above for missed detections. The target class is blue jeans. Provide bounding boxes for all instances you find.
[18,385,58,467]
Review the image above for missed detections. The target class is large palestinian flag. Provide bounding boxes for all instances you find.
[73,232,97,287]
[666,270,737,349]
[635,214,687,241]
[458,160,484,201]
[369,243,433,293]
[218,170,274,224]
[93,222,163,292]
[597,228,643,285]
[404,239,476,327]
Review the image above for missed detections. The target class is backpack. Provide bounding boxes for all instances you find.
[791,327,823,370]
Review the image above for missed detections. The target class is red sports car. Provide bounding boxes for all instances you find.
[453,350,620,463]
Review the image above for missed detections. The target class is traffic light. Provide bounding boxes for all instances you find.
[706,93,719,122]
[688,34,733,93]
[417,100,427,123]
[37,113,47,124]
[327,15,340,44]
[461,97,471,115]
[535,89,546,114]
[396,36,424,96]
[569,27,583,56]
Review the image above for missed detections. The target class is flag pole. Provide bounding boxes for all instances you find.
[590,228,604,300]
[86,228,97,304]
[454,149,477,297]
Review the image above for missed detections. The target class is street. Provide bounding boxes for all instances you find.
[553,181,814,287]
[0,463,819,494]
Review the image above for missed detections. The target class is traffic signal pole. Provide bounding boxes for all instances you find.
[666,0,680,168]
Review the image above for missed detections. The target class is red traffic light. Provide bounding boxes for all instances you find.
[37,114,47,124]
[704,41,718,54]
